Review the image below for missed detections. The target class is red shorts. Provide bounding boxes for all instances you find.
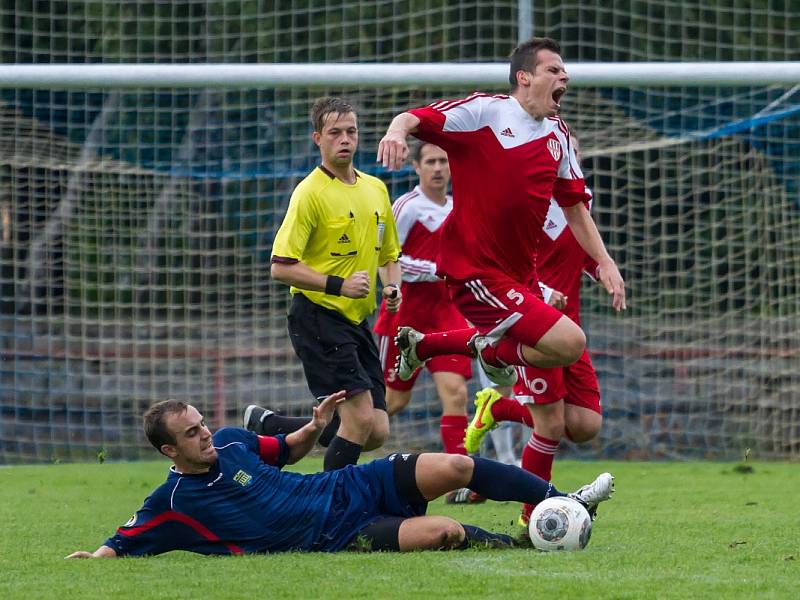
[447,277,563,347]
[378,334,473,391]
[512,349,601,414]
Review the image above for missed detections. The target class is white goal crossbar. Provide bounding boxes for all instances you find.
[0,62,798,89]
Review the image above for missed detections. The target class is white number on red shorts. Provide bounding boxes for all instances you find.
[506,288,524,306]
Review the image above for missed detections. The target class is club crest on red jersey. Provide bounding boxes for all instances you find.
[547,138,562,161]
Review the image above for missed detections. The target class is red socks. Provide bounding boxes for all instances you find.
[491,398,534,427]
[522,431,559,482]
[521,432,559,521]
[479,338,526,367]
[417,328,477,361]
[440,415,468,455]
[418,329,529,369]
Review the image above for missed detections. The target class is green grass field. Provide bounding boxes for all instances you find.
[1,457,797,599]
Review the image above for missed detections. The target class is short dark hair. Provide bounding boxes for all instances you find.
[508,37,562,89]
[143,399,189,453]
[310,96,355,133]
[410,141,439,163]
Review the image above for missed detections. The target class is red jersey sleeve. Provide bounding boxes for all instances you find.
[583,255,600,282]
[409,106,451,149]
[409,94,489,151]
[553,178,590,207]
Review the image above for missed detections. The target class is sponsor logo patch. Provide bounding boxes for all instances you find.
[233,470,253,486]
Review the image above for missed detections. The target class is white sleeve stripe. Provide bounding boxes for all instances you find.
[378,335,389,369]
[401,264,429,274]
[428,92,499,113]
[391,191,418,219]
[398,256,437,276]
[213,441,246,451]
[435,93,484,112]
[170,477,182,510]
[549,115,570,138]
[392,190,422,243]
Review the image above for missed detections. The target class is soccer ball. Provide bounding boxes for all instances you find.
[528,496,592,551]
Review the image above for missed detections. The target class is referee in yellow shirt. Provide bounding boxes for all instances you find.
[266,97,403,471]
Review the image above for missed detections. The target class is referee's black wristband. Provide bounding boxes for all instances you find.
[325,275,345,296]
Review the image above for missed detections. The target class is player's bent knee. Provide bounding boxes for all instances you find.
[445,453,474,482]
[535,319,586,367]
[400,518,465,551]
[363,422,389,450]
[363,408,390,450]
[566,428,597,443]
[565,414,602,443]
[439,520,466,549]
[560,331,586,365]
[416,519,464,550]
[345,408,376,433]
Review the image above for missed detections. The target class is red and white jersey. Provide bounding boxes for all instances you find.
[410,93,588,284]
[536,188,598,324]
[374,186,465,336]
[393,185,452,283]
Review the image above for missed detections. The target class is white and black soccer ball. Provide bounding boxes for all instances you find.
[528,496,593,551]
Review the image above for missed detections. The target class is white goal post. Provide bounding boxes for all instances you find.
[0,62,799,89]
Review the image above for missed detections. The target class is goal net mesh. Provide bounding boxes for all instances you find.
[1,1,799,462]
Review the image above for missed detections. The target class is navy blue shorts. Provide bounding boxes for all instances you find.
[287,293,386,411]
[350,453,428,551]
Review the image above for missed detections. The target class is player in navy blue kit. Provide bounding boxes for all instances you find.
[67,391,614,557]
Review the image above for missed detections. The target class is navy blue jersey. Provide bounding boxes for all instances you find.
[103,428,424,556]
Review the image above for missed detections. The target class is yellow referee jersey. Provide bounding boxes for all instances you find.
[271,166,401,324]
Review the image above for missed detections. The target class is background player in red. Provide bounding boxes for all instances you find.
[375,142,480,503]
[375,142,473,448]
[465,139,610,524]
[377,37,625,388]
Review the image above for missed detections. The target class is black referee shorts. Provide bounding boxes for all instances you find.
[287,293,386,411]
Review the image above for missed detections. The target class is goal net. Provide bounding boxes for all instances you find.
[1,1,799,463]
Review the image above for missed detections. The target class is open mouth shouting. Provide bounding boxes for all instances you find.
[551,87,566,110]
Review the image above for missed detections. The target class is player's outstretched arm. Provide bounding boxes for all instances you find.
[284,391,347,464]
[65,545,117,559]
[377,112,420,171]
[562,203,626,311]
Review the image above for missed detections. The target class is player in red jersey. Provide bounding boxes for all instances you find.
[466,167,608,524]
[377,37,625,388]
[375,142,483,504]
